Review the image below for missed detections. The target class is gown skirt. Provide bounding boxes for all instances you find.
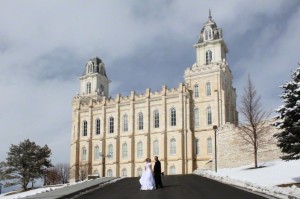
[139,163,156,190]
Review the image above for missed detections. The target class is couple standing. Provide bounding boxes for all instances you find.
[139,156,164,190]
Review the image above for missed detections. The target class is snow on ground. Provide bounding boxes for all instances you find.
[194,159,300,199]
[0,178,122,199]
[0,185,66,199]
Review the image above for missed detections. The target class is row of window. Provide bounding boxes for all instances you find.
[195,138,212,155]
[81,106,212,137]
[194,106,212,127]
[87,63,101,73]
[82,108,177,136]
[93,165,177,177]
[81,137,213,161]
[85,82,104,94]
[81,139,177,161]
[194,82,211,98]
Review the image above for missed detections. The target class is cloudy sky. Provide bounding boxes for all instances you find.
[0,0,299,164]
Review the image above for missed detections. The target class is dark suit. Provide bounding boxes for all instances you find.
[153,160,163,188]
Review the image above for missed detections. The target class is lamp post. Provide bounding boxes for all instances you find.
[213,125,218,172]
[100,153,111,178]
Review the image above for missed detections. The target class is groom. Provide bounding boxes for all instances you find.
[153,156,164,189]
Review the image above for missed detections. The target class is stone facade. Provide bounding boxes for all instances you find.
[70,13,242,182]
[216,123,282,169]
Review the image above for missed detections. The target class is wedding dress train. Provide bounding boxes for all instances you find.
[139,162,156,190]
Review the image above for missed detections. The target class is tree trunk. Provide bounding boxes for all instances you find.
[254,146,258,168]
[254,132,258,168]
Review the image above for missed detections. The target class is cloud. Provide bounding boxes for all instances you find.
[0,0,299,163]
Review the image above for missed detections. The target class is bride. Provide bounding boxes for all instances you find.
[139,158,156,190]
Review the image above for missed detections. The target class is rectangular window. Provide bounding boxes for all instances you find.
[138,113,143,130]
[154,111,159,128]
[207,107,212,125]
[153,140,159,156]
[170,139,176,155]
[109,117,114,133]
[207,138,212,154]
[122,144,128,158]
[96,119,100,135]
[137,142,143,158]
[194,85,199,98]
[123,114,128,132]
[83,121,87,136]
[171,108,176,126]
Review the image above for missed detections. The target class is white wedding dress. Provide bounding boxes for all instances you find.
[139,162,156,190]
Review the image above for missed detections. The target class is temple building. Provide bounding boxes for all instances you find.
[70,12,239,181]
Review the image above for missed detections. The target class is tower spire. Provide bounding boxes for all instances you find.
[208,9,212,21]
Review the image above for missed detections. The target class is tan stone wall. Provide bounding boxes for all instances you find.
[216,123,282,169]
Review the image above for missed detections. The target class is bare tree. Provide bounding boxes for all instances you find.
[55,163,70,184]
[238,75,271,168]
[46,168,60,185]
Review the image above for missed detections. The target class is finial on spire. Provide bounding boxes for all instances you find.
[208,9,212,20]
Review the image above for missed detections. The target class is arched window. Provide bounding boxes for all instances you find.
[109,117,114,133]
[94,145,100,160]
[206,82,211,96]
[194,84,199,98]
[122,143,128,158]
[86,82,92,94]
[154,110,159,128]
[204,30,209,41]
[207,106,212,125]
[82,121,87,136]
[170,108,176,126]
[96,66,100,73]
[170,166,176,175]
[194,108,199,128]
[95,119,100,135]
[108,144,113,158]
[138,112,143,130]
[208,29,212,39]
[81,147,87,161]
[170,138,176,155]
[88,64,93,73]
[153,140,159,156]
[206,50,212,64]
[122,168,127,177]
[207,138,212,154]
[137,168,143,177]
[123,114,128,132]
[204,29,212,40]
[137,141,143,158]
[107,169,113,177]
[195,139,200,155]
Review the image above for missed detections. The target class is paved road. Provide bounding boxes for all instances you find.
[74,174,270,199]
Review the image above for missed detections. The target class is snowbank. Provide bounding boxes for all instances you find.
[194,159,300,199]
